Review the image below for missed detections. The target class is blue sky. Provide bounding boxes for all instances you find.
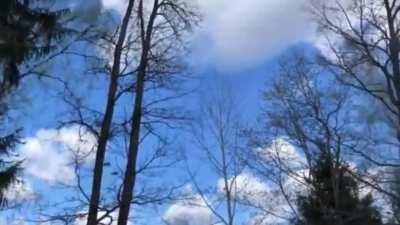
[0,0,329,224]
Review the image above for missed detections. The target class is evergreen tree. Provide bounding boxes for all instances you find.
[0,0,69,93]
[0,0,68,207]
[296,153,382,225]
[0,85,22,207]
[0,125,20,207]
[387,168,400,224]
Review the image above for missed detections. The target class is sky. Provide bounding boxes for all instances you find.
[0,0,331,224]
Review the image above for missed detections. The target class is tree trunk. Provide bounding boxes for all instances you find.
[116,69,144,225]
[116,1,159,224]
[384,0,400,159]
[86,1,135,224]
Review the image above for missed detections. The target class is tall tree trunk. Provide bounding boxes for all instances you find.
[117,1,158,224]
[86,1,135,224]
[220,133,234,225]
[384,0,400,158]
[116,68,144,225]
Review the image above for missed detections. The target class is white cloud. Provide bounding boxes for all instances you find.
[260,138,307,171]
[5,181,37,203]
[283,169,309,197]
[193,0,313,70]
[98,0,314,70]
[245,177,303,225]
[91,0,377,72]
[242,139,309,224]
[164,195,213,225]
[101,0,127,13]
[217,172,269,204]
[19,125,97,185]
[166,144,305,225]
[74,210,133,225]
[215,170,303,225]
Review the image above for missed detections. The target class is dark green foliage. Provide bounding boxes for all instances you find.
[295,154,382,225]
[0,0,69,93]
[0,163,19,207]
[0,0,69,208]
[0,114,21,208]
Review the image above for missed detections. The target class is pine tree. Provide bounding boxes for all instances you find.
[0,129,20,207]
[295,153,382,225]
[0,0,69,93]
[0,0,69,207]
[387,168,400,224]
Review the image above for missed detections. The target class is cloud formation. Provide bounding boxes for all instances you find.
[164,195,213,225]
[99,0,314,70]
[102,0,126,12]
[260,138,307,171]
[217,172,269,204]
[195,0,313,69]
[19,126,97,185]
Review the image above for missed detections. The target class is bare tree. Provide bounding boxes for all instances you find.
[185,87,244,225]
[25,0,197,223]
[85,1,137,225]
[307,1,400,219]
[0,0,77,213]
[115,1,198,224]
[309,0,400,160]
[246,54,371,224]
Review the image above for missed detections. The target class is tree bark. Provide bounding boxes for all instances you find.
[86,1,136,224]
[384,0,400,158]
[117,1,158,224]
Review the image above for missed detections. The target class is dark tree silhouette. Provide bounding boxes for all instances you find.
[0,0,69,92]
[85,1,136,225]
[0,128,20,207]
[116,1,198,224]
[296,152,382,225]
[0,0,69,208]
